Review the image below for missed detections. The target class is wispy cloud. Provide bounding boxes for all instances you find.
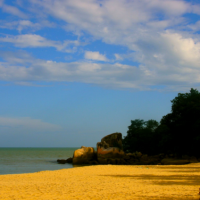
[0,116,61,132]
[0,34,80,52]
[1,3,27,18]
[114,54,123,61]
[0,19,55,33]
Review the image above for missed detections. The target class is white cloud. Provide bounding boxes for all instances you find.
[1,3,27,18]
[28,0,200,58]
[147,0,190,16]
[84,51,108,61]
[188,20,200,32]
[1,0,200,92]
[0,34,80,52]
[29,0,198,38]
[0,117,61,132]
[0,19,55,33]
[114,54,123,61]
[0,49,200,91]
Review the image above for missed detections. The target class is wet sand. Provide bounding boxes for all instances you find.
[0,163,200,200]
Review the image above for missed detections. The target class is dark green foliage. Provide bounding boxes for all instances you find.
[160,88,200,156]
[123,119,159,155]
[123,88,200,157]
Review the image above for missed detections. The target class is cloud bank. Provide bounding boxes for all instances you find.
[0,0,200,91]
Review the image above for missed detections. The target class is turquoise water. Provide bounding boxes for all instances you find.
[0,148,78,175]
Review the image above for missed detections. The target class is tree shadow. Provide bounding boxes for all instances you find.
[100,174,200,186]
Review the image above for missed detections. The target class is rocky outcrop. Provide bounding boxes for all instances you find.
[160,158,190,165]
[57,157,73,164]
[97,132,125,164]
[66,157,73,163]
[57,159,67,164]
[73,146,96,165]
[57,132,200,166]
[122,152,162,165]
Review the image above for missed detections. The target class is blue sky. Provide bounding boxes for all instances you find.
[0,0,200,147]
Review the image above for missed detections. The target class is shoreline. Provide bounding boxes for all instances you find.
[0,163,200,200]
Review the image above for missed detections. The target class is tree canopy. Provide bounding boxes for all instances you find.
[123,119,159,155]
[160,88,200,156]
[123,88,200,157]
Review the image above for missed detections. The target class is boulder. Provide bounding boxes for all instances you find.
[73,146,95,165]
[97,146,125,164]
[97,146,125,159]
[100,132,123,150]
[97,132,125,164]
[161,158,190,165]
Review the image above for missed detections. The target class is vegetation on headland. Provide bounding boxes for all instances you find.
[123,88,200,157]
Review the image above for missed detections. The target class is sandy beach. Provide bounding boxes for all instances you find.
[0,164,200,200]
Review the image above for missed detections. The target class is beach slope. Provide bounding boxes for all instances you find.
[0,164,200,200]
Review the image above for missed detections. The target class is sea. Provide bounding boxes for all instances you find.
[0,147,81,175]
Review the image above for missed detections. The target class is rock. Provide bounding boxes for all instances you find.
[98,158,108,164]
[124,155,131,160]
[92,160,99,165]
[159,153,165,159]
[120,159,127,164]
[189,156,198,163]
[73,146,95,165]
[88,160,99,165]
[146,156,160,165]
[66,157,73,163]
[139,155,151,165]
[100,132,123,150]
[110,159,117,164]
[97,132,125,164]
[161,158,190,165]
[57,157,73,164]
[57,159,67,164]
[127,159,136,165]
[97,146,125,160]
[135,151,142,158]
[107,159,113,164]
[182,155,190,160]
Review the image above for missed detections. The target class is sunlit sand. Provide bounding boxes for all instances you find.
[0,164,200,200]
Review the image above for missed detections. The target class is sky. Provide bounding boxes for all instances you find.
[0,0,200,147]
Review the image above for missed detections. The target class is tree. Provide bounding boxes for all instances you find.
[123,88,200,157]
[123,119,159,155]
[160,88,200,156]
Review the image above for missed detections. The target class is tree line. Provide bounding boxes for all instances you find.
[122,88,200,157]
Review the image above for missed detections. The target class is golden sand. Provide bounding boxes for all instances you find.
[0,164,200,200]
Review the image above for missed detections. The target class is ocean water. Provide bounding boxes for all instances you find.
[0,148,79,175]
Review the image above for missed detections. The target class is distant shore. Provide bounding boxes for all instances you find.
[0,163,200,200]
